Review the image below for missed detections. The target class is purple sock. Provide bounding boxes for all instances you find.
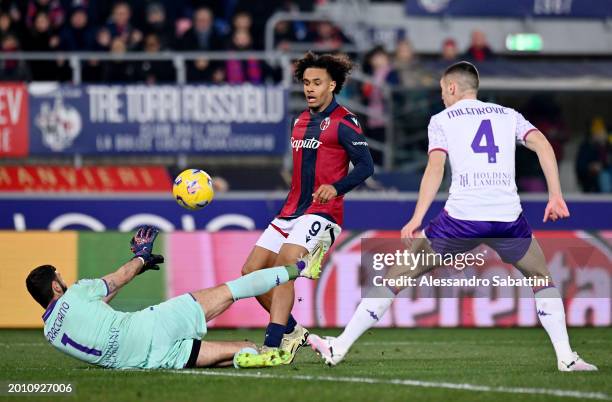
[264,323,285,347]
[284,315,297,334]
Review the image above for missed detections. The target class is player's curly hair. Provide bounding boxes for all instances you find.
[294,52,353,94]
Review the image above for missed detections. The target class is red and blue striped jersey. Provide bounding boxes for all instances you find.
[278,97,374,225]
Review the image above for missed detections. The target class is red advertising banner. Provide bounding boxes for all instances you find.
[0,166,171,192]
[166,231,611,328]
[0,83,28,157]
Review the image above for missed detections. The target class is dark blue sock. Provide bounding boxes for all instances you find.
[264,323,285,347]
[284,315,297,334]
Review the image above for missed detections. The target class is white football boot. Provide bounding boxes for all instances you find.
[558,352,598,372]
[307,334,347,366]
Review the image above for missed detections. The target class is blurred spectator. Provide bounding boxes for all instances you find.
[137,33,175,84]
[225,29,263,84]
[24,11,61,80]
[60,7,95,50]
[0,11,20,43]
[93,27,112,51]
[79,17,111,82]
[0,34,31,80]
[212,176,229,193]
[524,94,568,160]
[362,46,400,165]
[143,2,173,49]
[576,117,611,193]
[24,11,59,50]
[102,37,137,82]
[273,20,297,51]
[178,7,225,51]
[463,30,494,62]
[516,145,546,192]
[311,21,350,51]
[189,1,228,25]
[2,2,24,29]
[232,11,252,33]
[283,1,309,40]
[105,2,142,50]
[394,39,434,87]
[26,0,64,30]
[236,0,285,50]
[187,57,225,82]
[441,38,458,62]
[231,10,258,48]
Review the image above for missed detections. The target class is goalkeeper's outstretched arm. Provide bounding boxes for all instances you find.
[101,226,164,303]
[101,258,144,303]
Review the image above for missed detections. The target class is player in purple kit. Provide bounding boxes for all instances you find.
[238,52,374,367]
[309,61,598,372]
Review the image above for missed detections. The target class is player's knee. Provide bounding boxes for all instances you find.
[241,263,258,276]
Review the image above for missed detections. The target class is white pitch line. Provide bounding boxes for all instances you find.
[1,340,610,347]
[3,365,609,400]
[168,370,611,401]
[0,343,47,347]
[359,340,612,346]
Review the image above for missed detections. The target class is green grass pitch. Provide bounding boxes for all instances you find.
[0,328,610,402]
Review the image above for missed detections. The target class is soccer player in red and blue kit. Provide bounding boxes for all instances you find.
[238,52,374,367]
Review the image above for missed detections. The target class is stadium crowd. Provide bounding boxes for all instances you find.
[0,0,329,82]
[0,0,495,84]
[0,0,609,193]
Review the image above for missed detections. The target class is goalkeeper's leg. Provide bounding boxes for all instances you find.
[192,340,257,368]
[191,265,301,322]
[241,246,279,313]
[191,246,324,323]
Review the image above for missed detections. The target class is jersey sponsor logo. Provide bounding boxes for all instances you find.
[457,171,513,188]
[320,117,330,131]
[291,137,322,150]
[351,141,368,146]
[100,327,120,368]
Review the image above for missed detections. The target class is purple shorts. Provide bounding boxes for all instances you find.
[424,210,533,264]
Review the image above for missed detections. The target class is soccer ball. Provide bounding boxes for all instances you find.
[172,169,215,210]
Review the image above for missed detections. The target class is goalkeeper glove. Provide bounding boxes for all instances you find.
[137,254,164,275]
[130,225,159,265]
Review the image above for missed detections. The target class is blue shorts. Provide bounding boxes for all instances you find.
[424,210,533,264]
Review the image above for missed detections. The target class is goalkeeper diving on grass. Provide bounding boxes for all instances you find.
[26,226,325,369]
